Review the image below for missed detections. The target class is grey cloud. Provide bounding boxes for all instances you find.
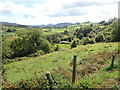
[0,9,13,14]
[48,8,87,17]
[47,1,116,17]
[63,2,116,9]
[23,14,35,18]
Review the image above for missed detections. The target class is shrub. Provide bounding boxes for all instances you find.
[74,38,81,45]
[82,37,89,45]
[28,50,45,57]
[71,40,77,48]
[2,39,13,59]
[64,30,68,34]
[95,34,105,42]
[68,36,72,42]
[105,35,112,42]
[112,19,120,41]
[61,36,69,41]
[10,30,52,57]
[76,81,93,89]
[46,33,62,43]
[88,38,96,44]
[79,40,84,45]
[78,33,83,39]
[54,45,60,51]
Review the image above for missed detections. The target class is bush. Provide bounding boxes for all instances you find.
[82,37,89,45]
[78,33,83,39]
[10,30,52,57]
[6,29,16,32]
[54,45,60,51]
[95,34,105,42]
[2,39,13,59]
[71,40,77,48]
[68,36,72,42]
[112,19,120,41]
[79,40,84,45]
[46,33,62,43]
[28,50,45,57]
[88,38,96,44]
[76,81,93,89]
[105,35,112,42]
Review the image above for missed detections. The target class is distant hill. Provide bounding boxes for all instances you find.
[35,24,54,27]
[55,22,73,26]
[0,22,74,28]
[0,21,93,28]
[0,22,28,27]
[83,21,91,23]
[35,22,74,27]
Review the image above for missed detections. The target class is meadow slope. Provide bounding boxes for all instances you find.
[3,42,119,88]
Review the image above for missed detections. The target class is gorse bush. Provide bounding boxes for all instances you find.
[10,30,52,57]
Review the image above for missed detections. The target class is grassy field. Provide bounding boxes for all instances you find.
[3,42,119,88]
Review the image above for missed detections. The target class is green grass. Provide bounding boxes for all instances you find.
[3,42,118,85]
[2,31,16,37]
[99,25,105,28]
[54,44,70,50]
[75,57,118,88]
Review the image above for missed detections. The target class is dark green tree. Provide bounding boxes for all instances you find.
[10,30,52,57]
[78,33,83,39]
[95,34,105,42]
[82,37,90,45]
[64,30,68,34]
[71,40,77,48]
[112,19,120,41]
[68,36,72,42]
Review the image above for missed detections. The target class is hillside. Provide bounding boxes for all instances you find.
[2,18,120,89]
[2,42,119,88]
[28,22,74,27]
[0,22,28,27]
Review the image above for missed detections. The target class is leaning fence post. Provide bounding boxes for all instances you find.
[111,54,115,67]
[72,54,77,83]
[45,71,53,85]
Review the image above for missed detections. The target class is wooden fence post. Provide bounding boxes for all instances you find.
[111,54,115,67]
[45,71,53,85]
[72,54,77,83]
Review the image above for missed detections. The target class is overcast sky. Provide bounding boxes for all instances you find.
[0,0,119,25]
